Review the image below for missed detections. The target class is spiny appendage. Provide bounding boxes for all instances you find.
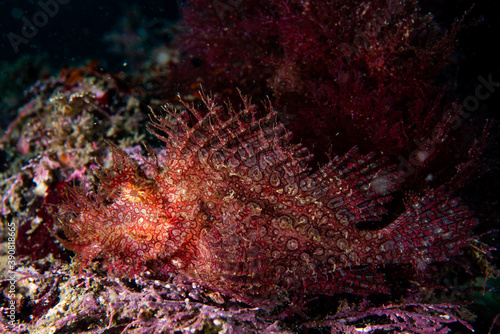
[147,90,296,173]
[56,186,105,263]
[95,142,161,195]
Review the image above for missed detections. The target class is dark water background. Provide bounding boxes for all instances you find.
[0,0,179,69]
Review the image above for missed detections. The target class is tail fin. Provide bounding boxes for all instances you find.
[382,186,477,270]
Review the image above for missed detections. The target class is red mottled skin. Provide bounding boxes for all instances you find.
[58,93,477,306]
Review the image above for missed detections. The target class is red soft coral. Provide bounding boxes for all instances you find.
[175,0,459,166]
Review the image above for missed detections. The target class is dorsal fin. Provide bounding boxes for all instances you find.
[147,90,295,172]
